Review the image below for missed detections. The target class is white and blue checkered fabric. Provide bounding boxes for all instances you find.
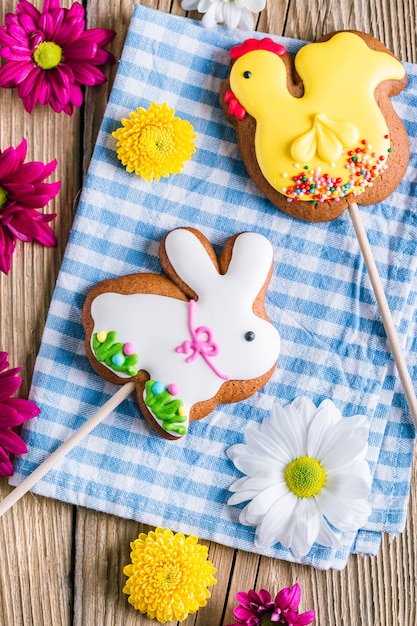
[10,4,417,570]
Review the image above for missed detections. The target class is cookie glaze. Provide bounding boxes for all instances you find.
[226,32,405,204]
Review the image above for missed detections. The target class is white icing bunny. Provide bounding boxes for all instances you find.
[83,228,280,438]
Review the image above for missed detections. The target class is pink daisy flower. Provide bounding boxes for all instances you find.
[0,137,60,274]
[0,0,116,114]
[0,351,40,477]
[227,584,315,626]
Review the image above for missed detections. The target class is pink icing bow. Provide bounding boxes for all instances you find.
[176,300,229,380]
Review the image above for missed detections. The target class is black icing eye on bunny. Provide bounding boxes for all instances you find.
[83,227,281,439]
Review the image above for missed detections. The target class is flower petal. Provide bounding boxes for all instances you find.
[64,40,98,60]
[0,59,34,87]
[227,442,249,461]
[229,472,282,493]
[79,28,116,47]
[228,489,260,506]
[288,498,321,558]
[316,488,372,531]
[267,401,307,459]
[0,428,27,454]
[244,422,293,464]
[315,518,342,550]
[326,471,371,499]
[244,481,289,524]
[223,2,243,29]
[8,160,48,184]
[236,9,254,31]
[69,62,107,86]
[0,225,16,274]
[0,353,9,372]
[4,397,40,419]
[296,609,317,625]
[0,372,21,401]
[320,431,368,470]
[0,456,14,477]
[201,4,222,27]
[181,0,200,10]
[276,583,301,611]
[0,404,23,427]
[232,453,282,477]
[238,0,266,11]
[306,399,343,457]
[255,490,298,547]
[0,141,26,179]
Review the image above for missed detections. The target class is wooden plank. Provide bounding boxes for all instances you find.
[0,0,80,624]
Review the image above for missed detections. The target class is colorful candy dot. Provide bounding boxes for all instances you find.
[178,406,187,417]
[167,383,179,396]
[152,381,166,396]
[112,353,125,367]
[123,342,135,356]
[97,331,108,343]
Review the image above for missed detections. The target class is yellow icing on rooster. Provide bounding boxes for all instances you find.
[227,32,406,203]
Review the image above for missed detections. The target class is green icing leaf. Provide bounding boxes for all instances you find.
[92,331,139,377]
[144,379,188,435]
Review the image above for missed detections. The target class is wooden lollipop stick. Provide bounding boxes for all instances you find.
[0,381,136,518]
[349,202,417,428]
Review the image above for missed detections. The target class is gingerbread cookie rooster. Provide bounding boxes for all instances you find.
[221,31,409,222]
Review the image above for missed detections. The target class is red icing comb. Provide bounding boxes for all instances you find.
[230,37,286,60]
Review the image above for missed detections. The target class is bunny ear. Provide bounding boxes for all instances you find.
[162,228,220,298]
[224,232,274,301]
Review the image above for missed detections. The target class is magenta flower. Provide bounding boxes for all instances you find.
[0,138,60,274]
[0,351,40,476]
[0,0,116,114]
[227,584,315,626]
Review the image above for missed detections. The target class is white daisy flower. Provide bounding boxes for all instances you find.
[181,0,266,30]
[227,396,372,558]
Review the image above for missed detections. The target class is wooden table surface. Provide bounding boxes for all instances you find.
[0,1,416,624]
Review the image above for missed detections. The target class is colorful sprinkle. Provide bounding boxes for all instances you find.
[284,137,391,203]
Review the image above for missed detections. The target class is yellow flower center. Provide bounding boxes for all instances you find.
[155,562,182,592]
[285,455,327,498]
[33,41,62,70]
[138,125,175,160]
[0,186,8,210]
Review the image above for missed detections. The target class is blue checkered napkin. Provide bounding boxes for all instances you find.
[10,4,417,570]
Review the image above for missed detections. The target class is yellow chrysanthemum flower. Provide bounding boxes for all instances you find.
[123,527,217,623]
[112,102,196,181]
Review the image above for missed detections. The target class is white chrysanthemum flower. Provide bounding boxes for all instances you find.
[227,396,372,558]
[181,0,266,30]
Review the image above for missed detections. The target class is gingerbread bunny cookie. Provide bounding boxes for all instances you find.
[82,227,280,439]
